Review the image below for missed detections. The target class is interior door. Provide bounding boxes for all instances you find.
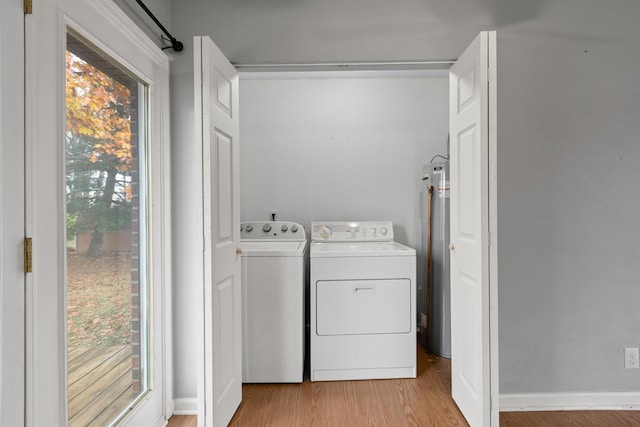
[195,36,242,427]
[449,31,497,427]
[25,1,170,425]
[0,0,25,425]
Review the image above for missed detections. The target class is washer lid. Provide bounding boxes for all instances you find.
[310,241,415,257]
[241,240,307,257]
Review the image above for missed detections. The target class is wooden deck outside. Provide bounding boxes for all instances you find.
[68,345,136,427]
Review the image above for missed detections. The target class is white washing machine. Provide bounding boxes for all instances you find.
[310,221,416,382]
[240,221,307,383]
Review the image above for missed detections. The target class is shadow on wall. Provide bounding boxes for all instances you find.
[427,0,550,26]
[233,0,305,7]
[309,0,551,47]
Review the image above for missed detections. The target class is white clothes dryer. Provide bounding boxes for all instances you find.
[240,221,307,383]
[310,221,416,382]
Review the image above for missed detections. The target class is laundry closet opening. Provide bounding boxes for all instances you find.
[237,69,451,357]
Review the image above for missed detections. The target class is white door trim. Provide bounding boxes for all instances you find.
[194,36,206,426]
[0,0,25,425]
[487,31,499,427]
[500,392,640,412]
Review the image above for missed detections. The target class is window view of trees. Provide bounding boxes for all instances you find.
[65,51,134,257]
[66,44,145,425]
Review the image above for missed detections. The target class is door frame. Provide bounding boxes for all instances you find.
[0,0,25,425]
[24,0,173,424]
[463,31,500,426]
[487,31,499,427]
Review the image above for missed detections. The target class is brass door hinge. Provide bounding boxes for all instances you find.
[24,0,32,14]
[24,238,32,273]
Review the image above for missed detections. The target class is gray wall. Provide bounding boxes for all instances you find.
[167,8,199,401]
[115,0,172,49]
[168,0,640,404]
[116,0,203,404]
[497,0,640,393]
[165,0,487,64]
[239,73,448,247]
[169,65,450,401]
[169,61,200,402]
[240,73,449,352]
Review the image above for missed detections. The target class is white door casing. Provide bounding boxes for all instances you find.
[195,36,242,427]
[25,0,171,425]
[449,31,498,427]
[0,0,25,425]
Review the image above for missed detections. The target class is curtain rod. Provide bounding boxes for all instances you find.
[134,0,183,52]
[233,60,456,71]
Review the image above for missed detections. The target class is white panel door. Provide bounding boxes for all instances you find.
[195,36,242,427]
[449,31,497,427]
[25,1,170,425]
[0,0,25,425]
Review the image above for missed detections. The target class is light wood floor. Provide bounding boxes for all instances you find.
[166,348,640,426]
[68,345,134,426]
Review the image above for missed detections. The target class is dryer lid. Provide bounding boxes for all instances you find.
[310,241,415,257]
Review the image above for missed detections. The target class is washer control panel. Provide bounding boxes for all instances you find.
[241,221,306,241]
[311,221,394,242]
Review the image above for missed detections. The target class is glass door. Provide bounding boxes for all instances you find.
[65,32,149,426]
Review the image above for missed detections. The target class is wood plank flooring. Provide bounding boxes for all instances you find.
[68,345,135,426]
[169,411,640,427]
[166,347,640,426]
[228,351,465,426]
[167,415,198,427]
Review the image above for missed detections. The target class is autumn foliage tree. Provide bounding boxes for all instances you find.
[66,51,134,257]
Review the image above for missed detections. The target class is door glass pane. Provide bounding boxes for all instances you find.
[65,32,149,426]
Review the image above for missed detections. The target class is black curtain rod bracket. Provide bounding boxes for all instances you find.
[134,0,183,52]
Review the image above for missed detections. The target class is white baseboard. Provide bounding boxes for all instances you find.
[500,392,640,411]
[173,398,198,415]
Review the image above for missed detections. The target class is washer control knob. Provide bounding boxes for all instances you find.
[245,225,253,233]
[380,227,388,235]
[291,225,299,233]
[281,224,289,232]
[319,225,333,239]
[262,223,272,233]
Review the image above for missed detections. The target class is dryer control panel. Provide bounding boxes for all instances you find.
[241,221,306,241]
[311,221,394,242]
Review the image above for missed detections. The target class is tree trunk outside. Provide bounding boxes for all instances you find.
[86,225,104,257]
[86,167,117,257]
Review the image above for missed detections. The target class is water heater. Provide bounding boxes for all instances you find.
[427,161,451,358]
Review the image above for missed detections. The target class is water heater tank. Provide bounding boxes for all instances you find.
[428,162,451,358]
